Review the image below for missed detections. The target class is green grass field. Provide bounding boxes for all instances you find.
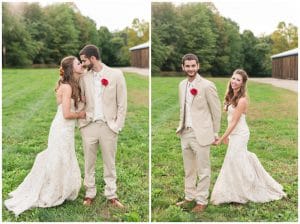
[151,76,297,222]
[2,69,149,222]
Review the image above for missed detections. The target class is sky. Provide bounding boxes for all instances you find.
[74,0,150,31]
[39,0,150,31]
[213,0,299,36]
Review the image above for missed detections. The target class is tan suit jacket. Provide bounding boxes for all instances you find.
[78,63,127,133]
[176,74,221,146]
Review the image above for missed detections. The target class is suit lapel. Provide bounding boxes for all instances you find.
[100,64,108,97]
[191,74,202,106]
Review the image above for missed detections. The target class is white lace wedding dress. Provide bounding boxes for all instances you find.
[5,100,81,216]
[210,105,286,205]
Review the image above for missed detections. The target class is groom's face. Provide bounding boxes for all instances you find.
[80,55,94,71]
[182,60,199,78]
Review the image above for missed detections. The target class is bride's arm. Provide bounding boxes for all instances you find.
[61,84,85,119]
[217,97,247,144]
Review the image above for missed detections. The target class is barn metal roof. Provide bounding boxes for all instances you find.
[271,48,298,59]
[129,42,149,51]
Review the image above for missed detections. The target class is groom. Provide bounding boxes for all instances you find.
[78,44,127,208]
[176,53,221,212]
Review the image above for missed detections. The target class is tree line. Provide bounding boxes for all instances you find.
[152,2,298,76]
[2,2,149,67]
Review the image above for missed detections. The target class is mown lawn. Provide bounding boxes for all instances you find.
[151,76,297,222]
[2,68,149,222]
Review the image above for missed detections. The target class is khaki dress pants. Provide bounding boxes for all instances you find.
[80,121,118,199]
[181,128,211,205]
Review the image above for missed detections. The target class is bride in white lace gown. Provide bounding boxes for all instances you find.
[5,56,86,216]
[210,69,286,205]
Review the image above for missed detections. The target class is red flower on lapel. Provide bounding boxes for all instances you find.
[101,78,109,86]
[190,88,198,96]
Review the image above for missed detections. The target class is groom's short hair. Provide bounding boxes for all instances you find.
[79,44,101,60]
[182,53,199,65]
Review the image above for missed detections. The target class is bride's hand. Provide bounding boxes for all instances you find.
[222,137,229,145]
[77,111,86,119]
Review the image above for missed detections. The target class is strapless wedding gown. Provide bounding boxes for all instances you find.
[5,101,81,216]
[210,105,286,205]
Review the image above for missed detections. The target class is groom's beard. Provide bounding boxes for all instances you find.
[86,63,94,71]
[184,70,197,78]
[82,61,94,71]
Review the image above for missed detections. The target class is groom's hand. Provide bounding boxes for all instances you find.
[212,137,219,146]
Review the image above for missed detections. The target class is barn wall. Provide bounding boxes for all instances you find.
[130,48,149,68]
[272,55,298,80]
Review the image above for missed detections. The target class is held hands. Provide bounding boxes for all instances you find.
[214,139,222,145]
[214,137,229,146]
[212,137,219,146]
[212,136,229,146]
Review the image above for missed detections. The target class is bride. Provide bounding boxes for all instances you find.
[211,69,286,205]
[5,56,86,216]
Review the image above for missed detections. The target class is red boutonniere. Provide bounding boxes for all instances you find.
[190,88,198,96]
[101,78,109,86]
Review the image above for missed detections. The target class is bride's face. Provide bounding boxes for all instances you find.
[230,73,243,91]
[73,58,84,76]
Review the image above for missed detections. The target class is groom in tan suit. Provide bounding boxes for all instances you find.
[78,45,127,208]
[176,53,221,212]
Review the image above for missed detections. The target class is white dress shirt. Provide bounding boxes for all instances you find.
[93,70,106,122]
[185,79,196,128]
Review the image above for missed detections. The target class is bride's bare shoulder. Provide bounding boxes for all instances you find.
[238,97,248,104]
[57,84,72,94]
[237,97,248,112]
[56,84,72,104]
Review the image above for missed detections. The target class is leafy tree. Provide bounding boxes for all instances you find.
[116,18,149,66]
[254,38,272,75]
[152,2,181,71]
[111,36,128,66]
[22,3,47,64]
[97,26,114,64]
[2,3,39,66]
[75,13,98,50]
[151,32,172,73]
[222,18,243,74]
[176,3,218,72]
[151,2,298,76]
[271,22,298,54]
[127,18,149,48]
[241,30,259,74]
[241,30,271,76]
[97,18,149,66]
[2,2,148,67]
[42,3,80,64]
[211,16,243,75]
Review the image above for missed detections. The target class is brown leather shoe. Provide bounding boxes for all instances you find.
[192,204,206,212]
[83,197,94,206]
[108,198,125,209]
[176,199,192,206]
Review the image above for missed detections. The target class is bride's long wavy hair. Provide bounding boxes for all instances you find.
[224,69,248,111]
[55,56,81,109]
